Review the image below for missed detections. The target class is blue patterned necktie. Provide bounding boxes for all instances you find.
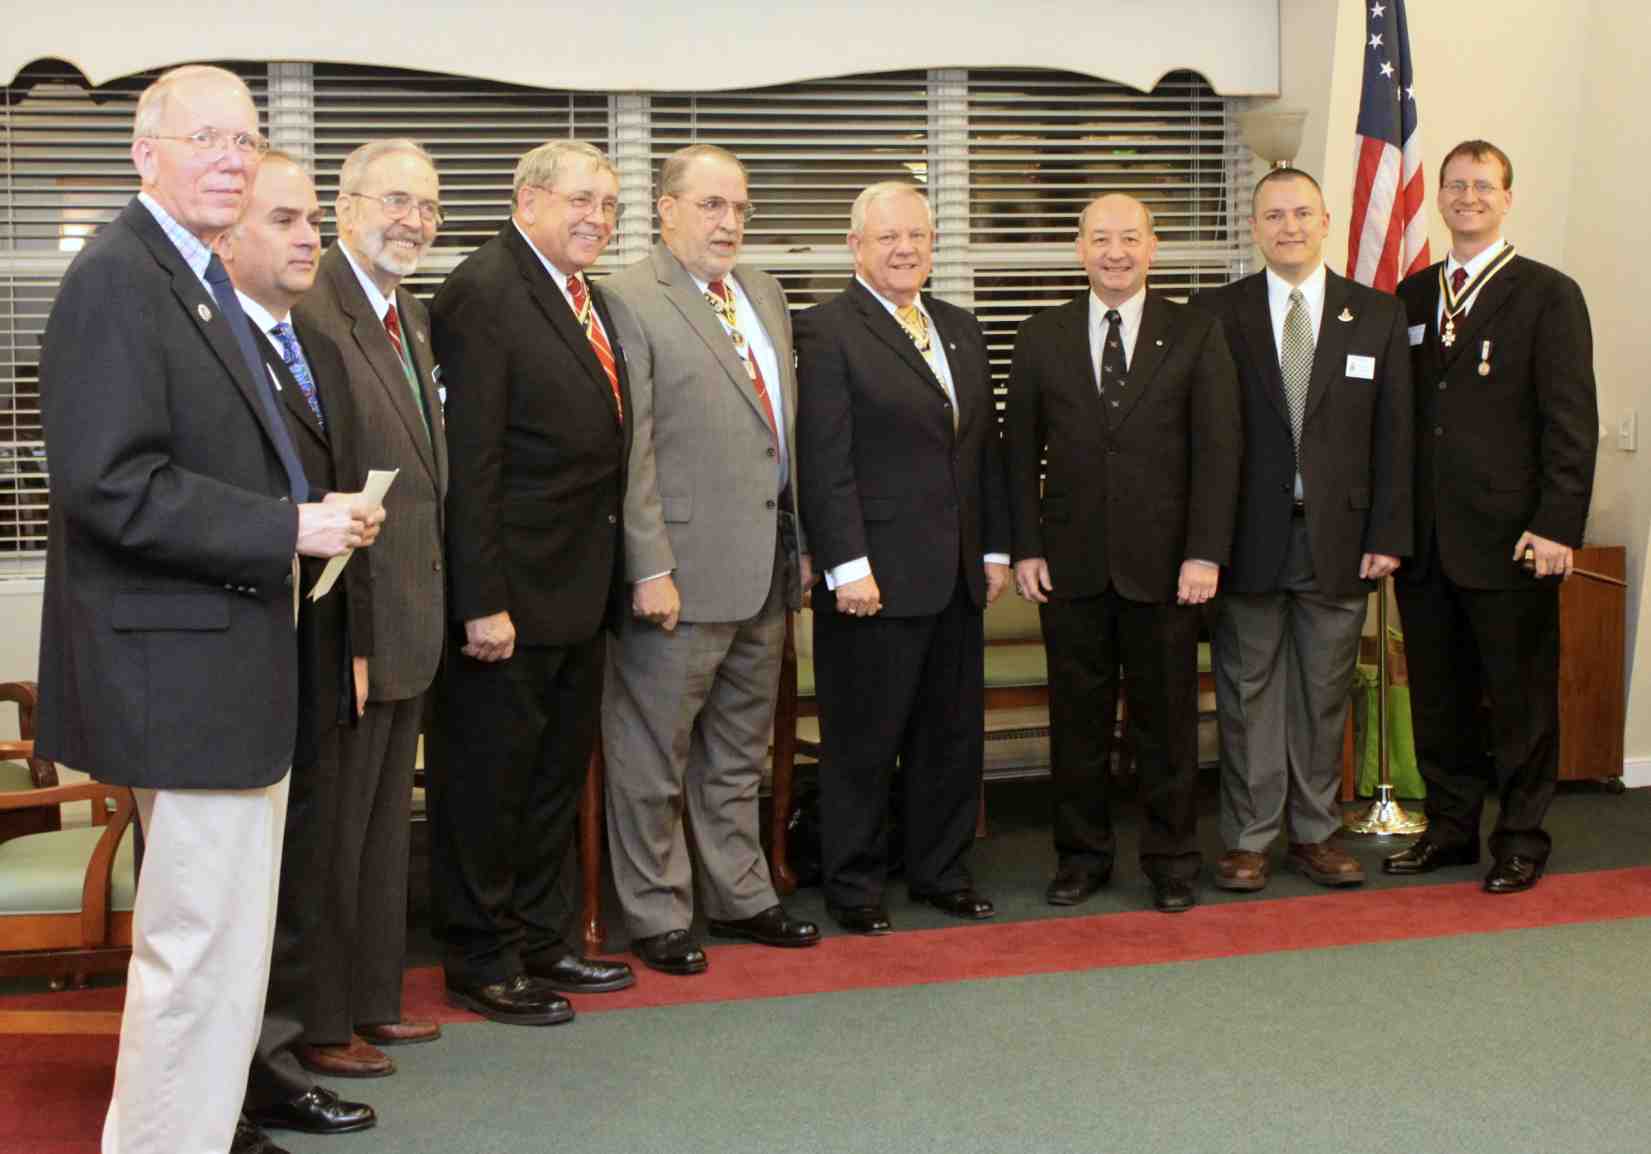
[272,321,324,428]
[203,254,308,502]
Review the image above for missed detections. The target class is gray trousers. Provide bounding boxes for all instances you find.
[1214,517,1366,851]
[602,562,784,939]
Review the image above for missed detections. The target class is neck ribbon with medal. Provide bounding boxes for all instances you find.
[705,282,759,382]
[1440,243,1515,378]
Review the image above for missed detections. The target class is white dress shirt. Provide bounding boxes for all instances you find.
[826,278,1008,591]
[339,241,394,323]
[688,267,788,490]
[1265,261,1327,501]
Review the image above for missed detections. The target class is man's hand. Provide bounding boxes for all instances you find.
[296,501,371,558]
[1359,553,1401,580]
[1514,530,1574,578]
[984,561,1011,605]
[633,574,682,631]
[463,611,516,663]
[799,553,816,592]
[323,490,387,548]
[1177,559,1219,605]
[352,657,369,718]
[1014,558,1053,604]
[836,573,881,618]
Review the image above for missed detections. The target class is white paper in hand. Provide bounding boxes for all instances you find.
[308,469,399,602]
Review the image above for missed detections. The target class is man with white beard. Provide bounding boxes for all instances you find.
[286,139,450,1087]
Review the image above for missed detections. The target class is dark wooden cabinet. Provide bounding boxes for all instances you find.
[1558,545,1626,781]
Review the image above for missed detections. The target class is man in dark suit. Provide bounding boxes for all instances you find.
[292,139,448,1071]
[219,153,384,1146]
[796,181,1011,935]
[1384,140,1597,893]
[33,66,376,1154]
[427,140,636,1024]
[1005,193,1241,913]
[1190,169,1412,893]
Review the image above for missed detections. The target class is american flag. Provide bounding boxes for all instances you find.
[1346,0,1429,290]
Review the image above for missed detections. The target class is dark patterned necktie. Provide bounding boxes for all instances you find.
[1281,288,1313,454]
[272,321,323,428]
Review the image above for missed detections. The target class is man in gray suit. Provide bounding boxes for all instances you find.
[602,143,819,975]
[291,138,447,1072]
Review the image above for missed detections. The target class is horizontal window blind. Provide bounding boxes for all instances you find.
[0,59,1250,566]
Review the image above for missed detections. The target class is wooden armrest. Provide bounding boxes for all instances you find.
[81,788,135,946]
[0,781,122,812]
[0,683,57,789]
[0,740,30,759]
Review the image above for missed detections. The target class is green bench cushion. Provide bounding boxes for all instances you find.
[0,824,137,916]
[0,761,35,792]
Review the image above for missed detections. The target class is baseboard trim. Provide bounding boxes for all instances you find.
[1622,758,1651,789]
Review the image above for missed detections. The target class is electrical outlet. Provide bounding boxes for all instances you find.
[1619,410,1637,452]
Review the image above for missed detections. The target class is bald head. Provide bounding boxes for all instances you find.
[1076,194,1158,305]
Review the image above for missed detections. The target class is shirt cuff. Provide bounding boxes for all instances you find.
[824,556,871,591]
[984,553,1010,567]
[1186,558,1218,568]
[635,569,673,584]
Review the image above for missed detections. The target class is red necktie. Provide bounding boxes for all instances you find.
[383,302,407,359]
[705,278,778,447]
[567,273,623,422]
[1450,267,1469,295]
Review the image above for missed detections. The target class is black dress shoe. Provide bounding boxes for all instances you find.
[708,904,822,947]
[918,888,996,920]
[445,974,574,1026]
[1484,854,1545,894]
[525,951,637,993]
[1381,839,1480,875]
[633,929,709,975]
[248,1087,376,1136]
[1148,874,1197,913]
[1046,863,1111,906]
[826,903,893,935]
[232,1117,289,1154]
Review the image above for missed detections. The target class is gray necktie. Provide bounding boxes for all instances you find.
[1281,288,1313,454]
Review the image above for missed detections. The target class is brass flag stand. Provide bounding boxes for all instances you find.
[1344,577,1427,837]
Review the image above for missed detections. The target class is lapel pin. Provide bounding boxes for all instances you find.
[415,330,426,344]
[1338,307,1355,322]
[1478,339,1492,376]
[197,303,213,322]
[1155,339,1164,346]
[948,342,957,351]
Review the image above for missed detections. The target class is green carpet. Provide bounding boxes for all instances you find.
[280,917,1651,1154]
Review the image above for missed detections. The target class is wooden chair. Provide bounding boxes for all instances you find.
[0,754,135,1035]
[0,682,60,846]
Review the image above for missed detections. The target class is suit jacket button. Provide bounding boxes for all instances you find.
[608,513,617,524]
[766,447,776,458]
[1434,426,1444,436]
[765,499,777,510]
[432,559,442,572]
[1438,382,1447,391]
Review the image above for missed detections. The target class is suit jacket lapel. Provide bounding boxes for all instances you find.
[1303,271,1354,427]
[590,288,630,437]
[923,299,975,434]
[653,244,772,427]
[1443,256,1522,369]
[1114,292,1172,427]
[1237,272,1292,431]
[504,223,615,413]
[395,286,446,494]
[321,246,437,488]
[1056,294,1108,427]
[847,279,948,402]
[125,203,293,467]
[737,268,795,414]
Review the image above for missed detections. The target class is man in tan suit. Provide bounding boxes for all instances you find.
[602,144,819,975]
[291,138,447,1074]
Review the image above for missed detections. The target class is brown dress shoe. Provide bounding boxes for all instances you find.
[1213,850,1268,892]
[295,1034,395,1078]
[356,1019,442,1046]
[1287,840,1366,886]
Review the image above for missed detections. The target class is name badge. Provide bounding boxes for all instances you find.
[1408,324,1426,347]
[1345,354,1376,380]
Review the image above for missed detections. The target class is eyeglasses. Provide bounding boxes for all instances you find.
[343,191,445,227]
[1441,180,1504,197]
[527,185,624,222]
[148,128,269,157]
[685,197,756,224]
[865,228,933,249]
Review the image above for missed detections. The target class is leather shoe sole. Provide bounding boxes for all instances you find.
[445,984,574,1027]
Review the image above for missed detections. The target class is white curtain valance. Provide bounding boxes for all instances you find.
[6,0,1279,94]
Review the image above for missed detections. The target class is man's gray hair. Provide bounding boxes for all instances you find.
[133,65,253,141]
[658,143,748,198]
[513,140,617,201]
[1077,195,1156,236]
[849,182,933,235]
[338,138,437,194]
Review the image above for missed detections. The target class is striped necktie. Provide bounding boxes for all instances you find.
[568,272,623,422]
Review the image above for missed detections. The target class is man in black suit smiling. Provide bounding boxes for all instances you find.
[1005,193,1241,913]
[796,181,1011,935]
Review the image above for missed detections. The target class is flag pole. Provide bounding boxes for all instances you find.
[1344,576,1426,836]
